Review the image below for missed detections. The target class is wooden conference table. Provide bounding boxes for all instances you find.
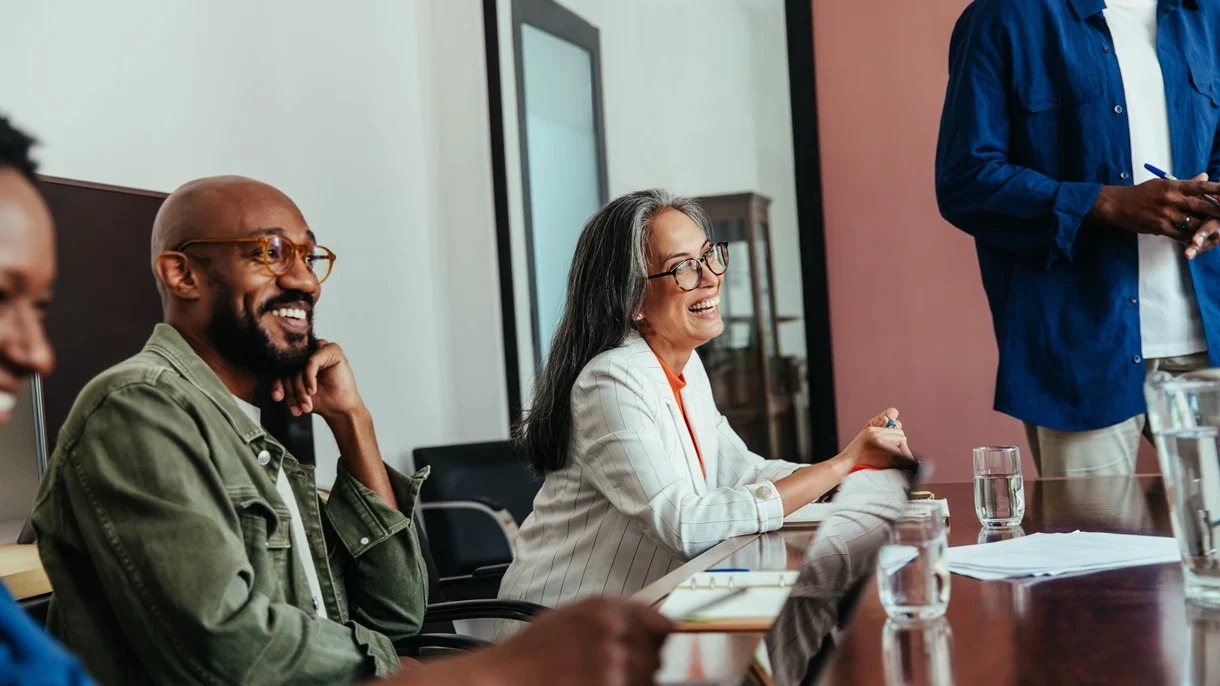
[643,475,1214,685]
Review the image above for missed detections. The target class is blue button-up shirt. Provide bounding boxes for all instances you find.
[936,0,1220,431]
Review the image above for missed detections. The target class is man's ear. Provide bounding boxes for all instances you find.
[154,252,204,301]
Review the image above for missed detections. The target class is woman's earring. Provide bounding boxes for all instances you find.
[633,313,644,322]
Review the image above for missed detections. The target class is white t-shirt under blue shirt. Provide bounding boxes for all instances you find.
[1105,0,1207,358]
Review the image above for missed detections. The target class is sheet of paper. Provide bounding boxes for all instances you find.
[947,531,1180,580]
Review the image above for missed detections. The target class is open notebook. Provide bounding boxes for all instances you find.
[658,571,800,631]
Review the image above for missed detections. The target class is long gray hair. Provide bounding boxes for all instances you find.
[517,189,712,473]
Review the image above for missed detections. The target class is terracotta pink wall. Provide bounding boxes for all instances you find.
[811,0,1032,482]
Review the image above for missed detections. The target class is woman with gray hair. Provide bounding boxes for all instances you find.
[498,189,913,611]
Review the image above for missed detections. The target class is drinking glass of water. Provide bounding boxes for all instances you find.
[882,616,955,686]
[877,501,949,621]
[973,446,1025,528]
[1145,370,1220,608]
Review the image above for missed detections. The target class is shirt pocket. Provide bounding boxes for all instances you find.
[1189,61,1220,108]
[1016,70,1101,113]
[229,489,293,603]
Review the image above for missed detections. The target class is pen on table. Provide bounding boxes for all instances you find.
[1144,163,1220,255]
[678,586,749,622]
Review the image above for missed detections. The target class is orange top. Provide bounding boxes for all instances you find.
[656,354,706,477]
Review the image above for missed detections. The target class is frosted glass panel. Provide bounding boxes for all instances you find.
[520,23,601,359]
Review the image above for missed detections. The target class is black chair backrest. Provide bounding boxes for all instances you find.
[414,440,542,525]
[413,441,543,578]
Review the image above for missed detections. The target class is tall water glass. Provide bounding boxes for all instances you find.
[973,446,1025,528]
[877,501,949,620]
[1145,370,1220,608]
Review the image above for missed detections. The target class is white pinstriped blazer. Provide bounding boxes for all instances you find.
[497,333,806,612]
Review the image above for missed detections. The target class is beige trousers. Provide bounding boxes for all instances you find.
[1023,352,1210,477]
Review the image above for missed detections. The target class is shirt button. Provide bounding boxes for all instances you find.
[1120,172,1129,180]
[256,450,271,466]
[359,536,370,546]
[754,486,773,500]
[1114,105,1124,114]
[1129,296,1138,304]
[1103,45,1111,54]
[1133,355,1143,364]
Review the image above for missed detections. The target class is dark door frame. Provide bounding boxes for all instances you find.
[785,0,838,460]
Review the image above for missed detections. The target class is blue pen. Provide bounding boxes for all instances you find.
[1143,163,1220,209]
[1144,163,1220,255]
[886,419,896,428]
[706,568,749,573]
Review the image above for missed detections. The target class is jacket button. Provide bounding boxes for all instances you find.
[1129,296,1138,304]
[754,486,773,500]
[256,450,271,466]
[1133,355,1142,364]
[359,536,370,546]
[1114,105,1124,114]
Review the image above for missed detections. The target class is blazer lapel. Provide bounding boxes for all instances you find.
[680,352,719,485]
[626,334,708,494]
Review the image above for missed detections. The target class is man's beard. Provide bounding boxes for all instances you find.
[207,289,319,378]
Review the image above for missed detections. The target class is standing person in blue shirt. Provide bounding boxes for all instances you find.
[0,117,94,684]
[937,0,1220,476]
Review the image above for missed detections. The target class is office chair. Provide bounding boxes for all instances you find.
[399,512,546,657]
[413,440,543,601]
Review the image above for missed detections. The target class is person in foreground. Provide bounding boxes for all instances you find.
[0,116,94,684]
[0,119,670,686]
[499,189,914,613]
[936,0,1220,475]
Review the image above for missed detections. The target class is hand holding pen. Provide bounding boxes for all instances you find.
[1144,164,1220,258]
[1091,165,1220,250]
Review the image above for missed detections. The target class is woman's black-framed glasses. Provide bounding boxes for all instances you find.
[647,242,729,291]
[176,235,337,284]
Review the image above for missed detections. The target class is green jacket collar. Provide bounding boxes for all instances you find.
[142,323,267,445]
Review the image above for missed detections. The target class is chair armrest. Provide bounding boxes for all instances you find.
[394,632,490,658]
[423,598,547,625]
[437,563,511,602]
[420,500,520,553]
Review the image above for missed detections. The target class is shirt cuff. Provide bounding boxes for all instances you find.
[1049,180,1103,265]
[352,621,401,678]
[326,463,430,559]
[745,480,785,532]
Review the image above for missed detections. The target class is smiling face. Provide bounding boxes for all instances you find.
[0,168,55,426]
[637,208,724,357]
[158,178,323,378]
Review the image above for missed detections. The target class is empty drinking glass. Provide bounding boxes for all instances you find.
[877,501,950,621]
[1145,370,1220,608]
[973,446,1025,528]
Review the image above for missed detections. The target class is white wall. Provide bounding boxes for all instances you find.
[0,0,510,486]
[500,0,807,393]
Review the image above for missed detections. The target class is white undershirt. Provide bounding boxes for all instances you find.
[232,396,328,619]
[1105,0,1207,358]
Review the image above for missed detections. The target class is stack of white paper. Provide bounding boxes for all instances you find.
[947,531,1181,580]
